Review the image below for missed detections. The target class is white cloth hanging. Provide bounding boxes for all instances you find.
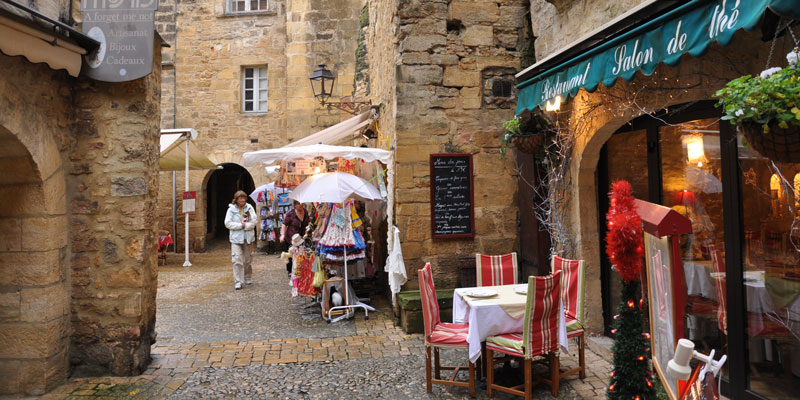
[386,225,408,306]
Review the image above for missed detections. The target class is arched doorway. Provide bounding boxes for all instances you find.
[0,125,69,394]
[204,163,255,243]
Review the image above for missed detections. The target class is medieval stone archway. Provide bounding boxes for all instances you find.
[0,124,69,395]
[203,163,256,244]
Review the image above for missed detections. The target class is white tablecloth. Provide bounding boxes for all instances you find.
[453,284,568,363]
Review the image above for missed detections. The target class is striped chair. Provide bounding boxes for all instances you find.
[476,252,518,287]
[485,271,562,399]
[551,255,587,380]
[418,263,476,397]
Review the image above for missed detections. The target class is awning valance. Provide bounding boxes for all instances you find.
[516,0,800,114]
[242,144,391,166]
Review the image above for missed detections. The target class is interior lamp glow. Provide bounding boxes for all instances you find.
[682,136,706,167]
[545,95,562,111]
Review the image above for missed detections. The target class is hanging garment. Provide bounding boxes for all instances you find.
[386,226,408,306]
[296,250,317,296]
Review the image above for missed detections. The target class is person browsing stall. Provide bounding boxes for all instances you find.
[280,201,309,276]
[224,190,257,290]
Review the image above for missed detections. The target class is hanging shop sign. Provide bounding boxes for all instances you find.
[182,191,196,214]
[516,0,800,114]
[430,154,474,239]
[80,0,157,82]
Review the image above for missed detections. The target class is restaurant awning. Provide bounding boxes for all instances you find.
[284,109,376,147]
[515,0,800,114]
[159,129,218,170]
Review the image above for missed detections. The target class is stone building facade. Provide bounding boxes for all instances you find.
[365,0,528,288]
[154,0,366,250]
[0,0,161,394]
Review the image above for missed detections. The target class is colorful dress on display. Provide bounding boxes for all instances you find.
[318,200,366,261]
[296,250,317,296]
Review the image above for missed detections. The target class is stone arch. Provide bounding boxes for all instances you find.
[203,162,256,243]
[0,124,69,395]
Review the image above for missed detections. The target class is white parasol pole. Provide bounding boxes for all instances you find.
[183,138,192,267]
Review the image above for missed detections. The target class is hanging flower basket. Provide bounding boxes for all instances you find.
[739,122,800,163]
[511,133,545,154]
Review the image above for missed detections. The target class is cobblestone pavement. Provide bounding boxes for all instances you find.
[40,243,613,399]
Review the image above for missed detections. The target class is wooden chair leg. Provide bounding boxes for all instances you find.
[426,346,432,393]
[468,359,476,397]
[487,348,494,398]
[434,347,441,379]
[550,352,560,397]
[579,334,586,379]
[524,358,532,400]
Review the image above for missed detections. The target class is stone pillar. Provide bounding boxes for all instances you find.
[68,38,162,376]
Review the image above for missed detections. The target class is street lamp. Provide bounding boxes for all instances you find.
[309,64,369,114]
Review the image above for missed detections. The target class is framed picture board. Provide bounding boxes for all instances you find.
[430,154,474,239]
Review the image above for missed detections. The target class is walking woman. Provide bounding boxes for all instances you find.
[225,190,257,290]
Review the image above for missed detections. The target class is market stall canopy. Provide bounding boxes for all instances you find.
[515,0,800,114]
[159,129,218,171]
[242,144,391,166]
[285,109,376,148]
[289,172,382,204]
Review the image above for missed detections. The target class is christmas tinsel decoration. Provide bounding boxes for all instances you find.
[605,181,656,400]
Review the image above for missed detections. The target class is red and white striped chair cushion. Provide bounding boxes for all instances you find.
[476,252,518,287]
[565,317,584,337]
[430,323,470,347]
[551,256,585,331]
[486,332,524,357]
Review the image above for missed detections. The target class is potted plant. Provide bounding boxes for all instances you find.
[500,110,554,158]
[715,47,800,163]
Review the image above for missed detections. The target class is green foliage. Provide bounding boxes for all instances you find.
[714,62,800,133]
[607,280,657,400]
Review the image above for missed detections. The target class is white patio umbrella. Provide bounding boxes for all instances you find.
[686,167,723,193]
[288,172,381,322]
[289,172,382,204]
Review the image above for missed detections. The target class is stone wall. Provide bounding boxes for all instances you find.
[368,0,526,289]
[67,37,162,376]
[553,30,783,333]
[0,54,71,396]
[155,0,366,250]
[529,0,642,62]
[0,32,162,396]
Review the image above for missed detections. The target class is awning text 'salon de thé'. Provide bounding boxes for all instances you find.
[516,0,800,114]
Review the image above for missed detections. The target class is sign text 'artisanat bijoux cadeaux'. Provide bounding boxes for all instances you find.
[81,0,158,82]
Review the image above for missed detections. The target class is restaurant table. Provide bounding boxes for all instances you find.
[453,284,568,363]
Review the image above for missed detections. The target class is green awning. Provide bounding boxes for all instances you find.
[516,0,800,114]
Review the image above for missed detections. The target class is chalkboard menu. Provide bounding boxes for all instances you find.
[430,154,474,238]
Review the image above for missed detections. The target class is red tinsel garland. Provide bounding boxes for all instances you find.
[605,180,644,283]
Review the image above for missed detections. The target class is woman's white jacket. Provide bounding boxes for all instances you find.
[224,203,257,244]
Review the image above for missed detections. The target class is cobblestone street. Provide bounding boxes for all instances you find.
[40,245,613,399]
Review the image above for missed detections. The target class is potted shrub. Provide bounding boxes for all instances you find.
[715,47,800,162]
[500,110,554,158]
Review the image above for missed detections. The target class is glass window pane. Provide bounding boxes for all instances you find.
[244,68,253,78]
[258,100,268,112]
[244,79,253,89]
[738,131,800,397]
[604,129,649,325]
[244,101,253,111]
[244,91,253,100]
[250,0,257,11]
[259,0,267,9]
[258,67,267,77]
[659,118,728,377]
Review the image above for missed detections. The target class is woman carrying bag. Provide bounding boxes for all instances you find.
[225,190,257,290]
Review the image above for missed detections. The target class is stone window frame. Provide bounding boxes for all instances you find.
[226,0,269,13]
[242,65,268,114]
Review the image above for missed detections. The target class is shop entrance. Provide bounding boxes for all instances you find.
[205,163,255,243]
[598,100,800,397]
